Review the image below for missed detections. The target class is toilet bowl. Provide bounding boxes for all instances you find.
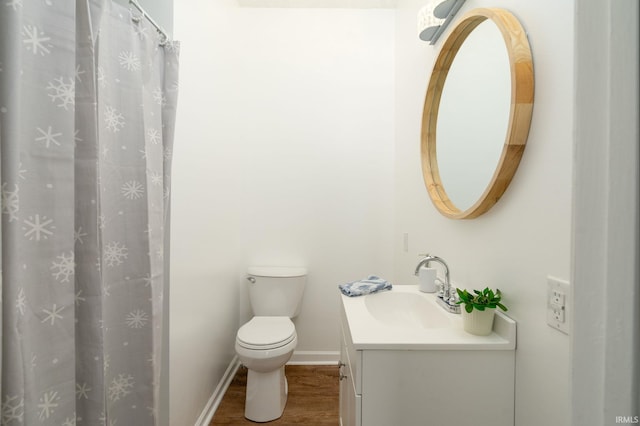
[235,316,297,422]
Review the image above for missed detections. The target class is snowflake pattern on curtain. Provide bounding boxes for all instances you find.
[0,0,179,424]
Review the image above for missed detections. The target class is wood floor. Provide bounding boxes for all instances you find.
[210,365,340,425]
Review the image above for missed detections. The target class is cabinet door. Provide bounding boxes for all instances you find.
[340,334,358,426]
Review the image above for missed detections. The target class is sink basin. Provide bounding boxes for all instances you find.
[340,285,516,350]
[364,291,452,329]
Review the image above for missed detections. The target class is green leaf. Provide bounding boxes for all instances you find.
[457,287,509,312]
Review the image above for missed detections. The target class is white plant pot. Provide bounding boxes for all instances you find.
[461,307,496,336]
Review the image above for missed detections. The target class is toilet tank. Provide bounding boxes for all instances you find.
[247,266,307,318]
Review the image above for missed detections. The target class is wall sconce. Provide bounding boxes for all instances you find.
[418,0,467,45]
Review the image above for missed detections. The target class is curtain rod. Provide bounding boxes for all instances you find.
[129,0,169,43]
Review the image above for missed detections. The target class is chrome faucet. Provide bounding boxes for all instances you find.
[414,254,450,295]
[415,254,459,314]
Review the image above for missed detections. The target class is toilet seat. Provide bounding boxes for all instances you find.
[236,316,296,350]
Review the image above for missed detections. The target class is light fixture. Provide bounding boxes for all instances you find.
[418,0,467,45]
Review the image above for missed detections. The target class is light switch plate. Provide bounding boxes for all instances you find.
[547,276,570,334]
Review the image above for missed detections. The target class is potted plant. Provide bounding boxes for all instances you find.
[456,287,508,336]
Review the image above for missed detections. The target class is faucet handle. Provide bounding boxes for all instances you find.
[448,287,458,305]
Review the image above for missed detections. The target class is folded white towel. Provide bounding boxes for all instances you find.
[338,276,392,297]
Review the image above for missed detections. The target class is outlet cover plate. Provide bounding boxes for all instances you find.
[547,276,570,334]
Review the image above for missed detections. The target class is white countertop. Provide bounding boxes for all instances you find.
[340,285,516,350]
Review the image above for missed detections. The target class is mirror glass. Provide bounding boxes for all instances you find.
[436,21,510,211]
[421,8,534,219]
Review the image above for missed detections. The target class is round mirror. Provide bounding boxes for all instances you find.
[421,8,534,219]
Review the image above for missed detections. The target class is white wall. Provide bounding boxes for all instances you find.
[172,1,578,424]
[171,1,395,424]
[171,3,244,421]
[394,1,573,426]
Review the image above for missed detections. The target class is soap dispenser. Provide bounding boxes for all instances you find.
[418,266,437,293]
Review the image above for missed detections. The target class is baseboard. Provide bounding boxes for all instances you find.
[287,350,340,365]
[194,355,241,426]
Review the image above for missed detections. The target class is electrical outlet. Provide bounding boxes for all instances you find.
[551,290,565,307]
[551,306,565,322]
[547,276,570,334]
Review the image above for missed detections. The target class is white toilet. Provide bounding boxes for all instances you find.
[235,266,307,422]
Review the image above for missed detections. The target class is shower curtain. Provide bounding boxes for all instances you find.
[0,1,179,424]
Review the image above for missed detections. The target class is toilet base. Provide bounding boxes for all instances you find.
[244,365,288,422]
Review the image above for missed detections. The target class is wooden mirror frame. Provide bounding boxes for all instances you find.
[421,8,534,219]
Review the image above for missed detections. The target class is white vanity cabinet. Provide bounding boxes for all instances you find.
[339,289,516,426]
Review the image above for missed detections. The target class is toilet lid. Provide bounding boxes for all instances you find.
[237,317,296,350]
